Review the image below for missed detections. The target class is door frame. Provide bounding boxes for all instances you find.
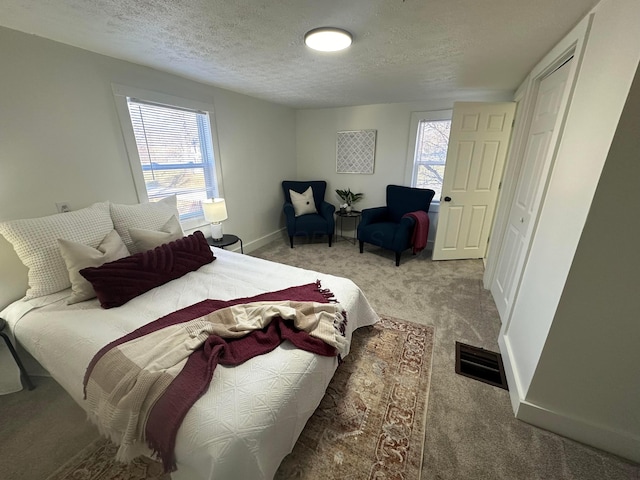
[482,15,593,325]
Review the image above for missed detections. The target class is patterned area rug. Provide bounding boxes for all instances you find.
[45,439,170,480]
[46,316,434,480]
[275,316,434,479]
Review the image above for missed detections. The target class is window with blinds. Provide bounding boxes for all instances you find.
[411,119,451,199]
[126,98,219,220]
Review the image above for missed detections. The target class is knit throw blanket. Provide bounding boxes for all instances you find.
[403,210,430,254]
[83,281,345,472]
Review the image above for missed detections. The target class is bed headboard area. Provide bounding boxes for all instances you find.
[0,236,29,310]
[0,196,183,312]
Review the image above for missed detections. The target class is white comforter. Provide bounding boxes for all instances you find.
[0,248,379,480]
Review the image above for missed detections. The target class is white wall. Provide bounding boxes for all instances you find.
[527,59,640,458]
[499,0,640,461]
[295,93,512,244]
[0,26,296,306]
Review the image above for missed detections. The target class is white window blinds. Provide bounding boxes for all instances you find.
[126,98,219,220]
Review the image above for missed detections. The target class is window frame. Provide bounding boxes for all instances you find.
[112,84,224,231]
[404,109,452,209]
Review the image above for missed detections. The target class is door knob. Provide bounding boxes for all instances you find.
[443,196,452,202]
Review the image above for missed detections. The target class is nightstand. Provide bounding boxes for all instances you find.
[0,317,34,390]
[207,234,244,253]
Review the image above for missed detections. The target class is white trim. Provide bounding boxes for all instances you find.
[112,84,215,113]
[504,21,591,334]
[494,6,595,427]
[403,109,452,203]
[183,227,286,255]
[112,91,148,204]
[496,11,593,411]
[503,322,640,464]
[111,84,225,231]
[483,14,593,312]
[498,329,526,414]
[516,400,640,464]
[241,229,287,254]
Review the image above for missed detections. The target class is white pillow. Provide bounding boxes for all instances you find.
[58,229,130,305]
[0,202,113,299]
[110,195,181,253]
[129,215,184,253]
[289,187,318,217]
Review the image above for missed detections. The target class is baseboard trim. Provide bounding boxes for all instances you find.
[516,400,640,463]
[240,228,286,254]
[498,333,523,413]
[499,333,640,463]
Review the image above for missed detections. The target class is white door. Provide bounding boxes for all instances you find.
[491,58,573,320]
[432,102,516,260]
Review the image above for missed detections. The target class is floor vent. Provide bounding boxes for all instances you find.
[455,342,508,390]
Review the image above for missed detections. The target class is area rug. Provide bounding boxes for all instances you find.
[45,438,170,480]
[275,315,434,479]
[46,315,434,480]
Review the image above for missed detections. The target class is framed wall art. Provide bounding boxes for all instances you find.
[336,129,377,174]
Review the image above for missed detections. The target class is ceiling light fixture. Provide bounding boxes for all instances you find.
[304,27,353,52]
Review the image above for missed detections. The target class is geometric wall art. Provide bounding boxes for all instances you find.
[336,130,377,174]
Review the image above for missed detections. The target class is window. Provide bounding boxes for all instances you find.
[113,85,223,230]
[406,110,452,202]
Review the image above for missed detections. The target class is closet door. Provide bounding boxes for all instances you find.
[491,58,573,321]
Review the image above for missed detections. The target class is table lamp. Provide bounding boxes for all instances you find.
[203,198,228,241]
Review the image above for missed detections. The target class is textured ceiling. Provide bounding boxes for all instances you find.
[1,0,599,109]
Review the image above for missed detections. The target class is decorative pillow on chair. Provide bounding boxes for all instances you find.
[0,202,113,299]
[129,215,184,253]
[289,187,317,217]
[58,229,131,305]
[80,230,215,309]
[110,195,182,253]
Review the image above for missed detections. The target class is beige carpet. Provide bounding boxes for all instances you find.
[3,238,639,479]
[44,315,434,480]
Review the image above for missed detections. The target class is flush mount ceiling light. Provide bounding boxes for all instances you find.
[304,27,353,52]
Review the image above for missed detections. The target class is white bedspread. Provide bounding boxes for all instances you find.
[0,248,379,480]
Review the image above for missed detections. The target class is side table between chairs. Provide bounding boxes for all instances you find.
[0,317,35,390]
[335,210,361,244]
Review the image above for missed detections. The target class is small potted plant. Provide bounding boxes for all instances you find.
[335,188,364,213]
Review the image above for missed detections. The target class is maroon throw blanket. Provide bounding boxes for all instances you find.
[403,210,430,254]
[83,281,343,472]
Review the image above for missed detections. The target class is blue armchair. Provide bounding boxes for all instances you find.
[282,181,336,248]
[358,185,435,266]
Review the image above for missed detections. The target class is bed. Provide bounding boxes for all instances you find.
[0,199,379,480]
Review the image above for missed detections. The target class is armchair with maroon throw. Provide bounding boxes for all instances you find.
[357,185,435,266]
[282,181,335,248]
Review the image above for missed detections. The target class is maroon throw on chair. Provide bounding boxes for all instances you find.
[403,210,430,254]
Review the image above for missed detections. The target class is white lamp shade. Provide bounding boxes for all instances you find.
[203,198,228,223]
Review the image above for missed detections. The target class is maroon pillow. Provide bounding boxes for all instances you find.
[80,230,215,309]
